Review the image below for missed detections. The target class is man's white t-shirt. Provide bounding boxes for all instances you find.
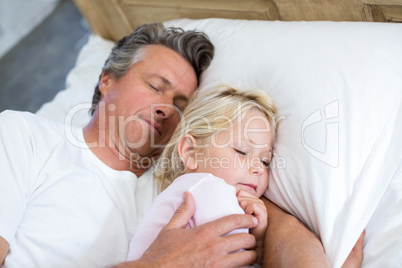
[127,173,247,261]
[0,111,158,267]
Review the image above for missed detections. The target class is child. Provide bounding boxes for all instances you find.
[127,86,277,265]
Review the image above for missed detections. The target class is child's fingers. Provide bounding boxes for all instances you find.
[235,190,268,241]
[236,189,256,198]
[238,199,263,215]
[236,190,263,208]
[237,199,266,222]
[242,201,265,216]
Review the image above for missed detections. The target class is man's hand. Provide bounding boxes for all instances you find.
[0,236,9,265]
[118,191,259,268]
[341,230,365,268]
[236,189,268,264]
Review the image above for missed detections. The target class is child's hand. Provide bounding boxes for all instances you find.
[236,189,268,239]
[236,189,268,264]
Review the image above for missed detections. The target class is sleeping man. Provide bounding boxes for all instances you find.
[0,23,361,267]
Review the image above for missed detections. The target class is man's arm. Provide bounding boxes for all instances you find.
[262,197,331,267]
[0,236,9,265]
[117,192,258,267]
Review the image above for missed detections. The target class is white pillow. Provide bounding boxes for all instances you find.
[164,19,402,268]
[37,19,402,267]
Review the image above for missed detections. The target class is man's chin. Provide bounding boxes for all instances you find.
[128,154,156,170]
[128,148,162,162]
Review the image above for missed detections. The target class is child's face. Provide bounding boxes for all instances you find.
[194,110,274,197]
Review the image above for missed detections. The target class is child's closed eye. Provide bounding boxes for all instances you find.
[261,159,270,168]
[234,148,247,156]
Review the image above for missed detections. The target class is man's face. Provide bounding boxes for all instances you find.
[99,45,197,162]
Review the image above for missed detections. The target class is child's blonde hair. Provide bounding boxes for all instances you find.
[154,86,277,191]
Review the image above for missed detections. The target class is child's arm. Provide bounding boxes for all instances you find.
[116,192,259,268]
[190,176,247,231]
[236,190,267,265]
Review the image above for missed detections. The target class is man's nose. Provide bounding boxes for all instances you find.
[153,103,176,119]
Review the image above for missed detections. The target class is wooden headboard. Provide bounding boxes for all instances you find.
[72,0,402,41]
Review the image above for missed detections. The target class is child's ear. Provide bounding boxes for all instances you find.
[177,134,198,171]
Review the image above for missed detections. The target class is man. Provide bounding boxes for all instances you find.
[0,23,355,267]
[0,22,265,267]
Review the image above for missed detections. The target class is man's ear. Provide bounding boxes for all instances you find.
[99,70,112,95]
[177,134,198,171]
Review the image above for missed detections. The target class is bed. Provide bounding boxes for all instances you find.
[36,0,402,267]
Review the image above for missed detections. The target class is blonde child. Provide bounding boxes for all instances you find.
[127,86,277,264]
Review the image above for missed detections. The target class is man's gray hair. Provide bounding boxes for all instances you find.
[90,22,214,115]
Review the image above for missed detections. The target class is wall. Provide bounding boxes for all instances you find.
[0,0,60,58]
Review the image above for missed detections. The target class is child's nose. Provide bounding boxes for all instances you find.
[249,162,264,175]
